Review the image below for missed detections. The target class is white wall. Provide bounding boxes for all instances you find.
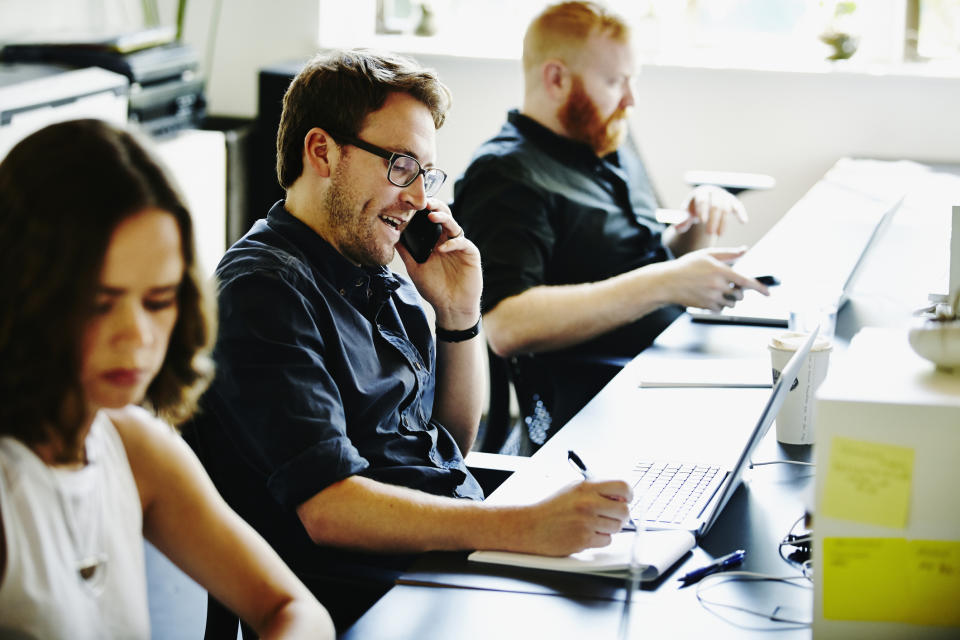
[182,5,960,246]
[3,3,957,245]
[628,63,960,246]
[182,0,322,118]
[417,54,960,248]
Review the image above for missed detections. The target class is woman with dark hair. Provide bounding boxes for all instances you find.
[0,119,334,638]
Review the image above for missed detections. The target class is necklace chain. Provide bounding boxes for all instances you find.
[51,441,109,592]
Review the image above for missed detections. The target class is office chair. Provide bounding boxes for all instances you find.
[479,348,514,453]
[480,349,553,455]
[482,350,632,455]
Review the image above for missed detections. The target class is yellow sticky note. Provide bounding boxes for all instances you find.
[824,538,960,626]
[905,540,960,626]
[821,436,914,528]
[823,537,907,622]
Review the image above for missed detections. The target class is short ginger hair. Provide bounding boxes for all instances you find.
[522,1,630,76]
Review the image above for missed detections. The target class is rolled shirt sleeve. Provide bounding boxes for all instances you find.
[212,267,370,509]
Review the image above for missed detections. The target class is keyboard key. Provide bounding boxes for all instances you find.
[629,461,721,524]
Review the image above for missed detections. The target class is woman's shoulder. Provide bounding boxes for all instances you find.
[104,405,169,436]
[102,406,190,508]
[102,406,178,462]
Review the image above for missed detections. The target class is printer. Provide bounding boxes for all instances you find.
[1,31,205,137]
[0,62,129,159]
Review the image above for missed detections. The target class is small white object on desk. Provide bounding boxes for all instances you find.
[908,318,960,373]
[769,331,833,444]
[908,290,960,374]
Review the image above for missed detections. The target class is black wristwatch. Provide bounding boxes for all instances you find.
[435,317,482,343]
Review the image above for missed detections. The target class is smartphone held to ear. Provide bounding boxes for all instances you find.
[401,208,443,263]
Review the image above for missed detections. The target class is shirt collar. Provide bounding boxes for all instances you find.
[266,202,400,308]
[507,109,622,169]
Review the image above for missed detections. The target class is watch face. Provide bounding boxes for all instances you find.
[401,208,442,263]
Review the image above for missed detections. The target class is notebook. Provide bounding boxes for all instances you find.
[628,327,819,537]
[688,195,904,327]
[468,529,695,582]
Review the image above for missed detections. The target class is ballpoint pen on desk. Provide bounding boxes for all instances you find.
[677,549,746,587]
[567,450,639,532]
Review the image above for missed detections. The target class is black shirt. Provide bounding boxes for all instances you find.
[185,203,482,618]
[454,110,682,361]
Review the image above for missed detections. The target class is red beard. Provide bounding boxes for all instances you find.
[557,75,629,157]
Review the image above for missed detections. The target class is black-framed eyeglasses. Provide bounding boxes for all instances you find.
[337,135,447,197]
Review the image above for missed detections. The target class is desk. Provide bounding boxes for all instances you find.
[343,322,814,640]
[341,159,960,639]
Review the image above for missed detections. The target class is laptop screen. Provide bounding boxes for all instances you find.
[701,327,820,534]
[687,193,905,327]
[837,194,905,305]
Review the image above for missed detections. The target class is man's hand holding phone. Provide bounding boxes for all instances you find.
[396,204,482,326]
[400,208,443,263]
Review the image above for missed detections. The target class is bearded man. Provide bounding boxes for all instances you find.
[454,1,767,443]
[187,48,634,632]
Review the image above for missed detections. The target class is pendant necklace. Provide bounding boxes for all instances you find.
[51,442,109,593]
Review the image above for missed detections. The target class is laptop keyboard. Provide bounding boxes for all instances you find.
[629,461,722,525]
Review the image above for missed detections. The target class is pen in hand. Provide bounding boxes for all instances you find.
[567,450,639,532]
[677,549,745,587]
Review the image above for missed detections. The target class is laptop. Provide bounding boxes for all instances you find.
[688,195,905,327]
[627,327,819,537]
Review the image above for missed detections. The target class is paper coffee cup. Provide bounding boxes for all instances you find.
[768,332,832,445]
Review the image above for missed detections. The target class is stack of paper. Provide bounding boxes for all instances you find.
[634,357,771,389]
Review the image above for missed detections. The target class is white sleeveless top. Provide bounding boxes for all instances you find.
[0,411,150,639]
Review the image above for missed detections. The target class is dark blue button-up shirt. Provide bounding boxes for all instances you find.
[186,203,482,591]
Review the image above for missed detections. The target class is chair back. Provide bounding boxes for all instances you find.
[481,350,554,455]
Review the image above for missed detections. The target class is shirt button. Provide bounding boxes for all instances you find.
[414,362,422,371]
[339,288,346,296]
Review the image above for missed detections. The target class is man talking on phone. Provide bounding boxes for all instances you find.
[454,1,769,442]
[185,49,632,632]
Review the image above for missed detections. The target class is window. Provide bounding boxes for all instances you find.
[347,0,960,70]
[915,0,960,59]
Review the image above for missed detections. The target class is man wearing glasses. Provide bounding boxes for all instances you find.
[185,49,631,632]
